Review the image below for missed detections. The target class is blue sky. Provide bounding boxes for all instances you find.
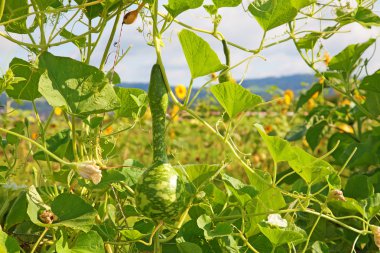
[1,0,379,87]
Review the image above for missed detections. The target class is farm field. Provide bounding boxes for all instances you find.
[1,0,380,252]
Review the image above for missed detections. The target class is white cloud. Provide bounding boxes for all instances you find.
[0,2,379,83]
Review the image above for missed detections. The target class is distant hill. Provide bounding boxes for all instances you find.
[0,74,315,114]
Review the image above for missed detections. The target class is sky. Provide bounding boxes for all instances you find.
[1,0,380,87]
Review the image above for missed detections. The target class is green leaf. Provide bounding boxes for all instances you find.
[114,87,147,118]
[121,230,149,240]
[328,198,366,217]
[5,58,42,101]
[248,0,314,31]
[38,52,120,116]
[36,0,63,10]
[177,242,202,253]
[212,0,241,8]
[164,0,204,17]
[360,69,380,93]
[0,229,20,253]
[0,0,30,34]
[178,29,225,79]
[6,121,24,145]
[181,164,220,190]
[360,69,380,117]
[211,82,263,118]
[60,28,86,48]
[345,174,373,200]
[297,32,321,50]
[329,39,375,74]
[33,129,74,162]
[255,124,335,185]
[364,193,380,220]
[353,7,380,27]
[222,173,259,205]
[27,189,97,232]
[4,192,28,230]
[296,82,322,111]
[258,222,306,246]
[311,241,329,253]
[56,231,105,253]
[74,0,103,19]
[197,214,233,239]
[306,120,327,150]
[285,125,307,142]
[338,7,380,27]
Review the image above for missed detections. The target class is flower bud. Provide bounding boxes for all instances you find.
[328,189,346,202]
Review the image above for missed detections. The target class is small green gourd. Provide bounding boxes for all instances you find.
[135,64,186,222]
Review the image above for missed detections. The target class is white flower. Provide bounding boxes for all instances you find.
[76,161,102,184]
[267,214,288,228]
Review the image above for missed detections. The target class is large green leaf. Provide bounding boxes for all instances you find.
[0,229,20,253]
[255,124,335,185]
[344,174,373,200]
[212,0,241,8]
[36,0,63,10]
[4,192,28,230]
[114,87,147,118]
[59,29,86,48]
[338,7,380,27]
[258,222,306,246]
[5,58,42,101]
[306,121,328,150]
[27,189,97,232]
[164,0,204,17]
[177,242,202,253]
[179,164,220,190]
[0,0,31,34]
[248,0,314,31]
[197,214,233,239]
[328,39,375,74]
[38,52,120,116]
[360,69,380,117]
[364,193,380,220]
[178,29,225,79]
[56,231,105,253]
[33,129,74,162]
[211,82,263,118]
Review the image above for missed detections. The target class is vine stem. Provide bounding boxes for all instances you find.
[30,228,48,253]
[0,127,71,165]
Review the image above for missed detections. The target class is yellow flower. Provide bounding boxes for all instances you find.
[104,126,113,135]
[354,90,365,103]
[284,94,292,105]
[307,99,316,110]
[319,77,325,84]
[54,107,62,116]
[311,91,319,99]
[264,125,273,134]
[175,84,187,100]
[284,90,294,100]
[31,133,38,140]
[323,51,331,66]
[340,99,351,106]
[171,105,180,122]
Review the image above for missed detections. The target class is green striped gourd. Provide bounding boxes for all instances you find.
[135,64,186,222]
